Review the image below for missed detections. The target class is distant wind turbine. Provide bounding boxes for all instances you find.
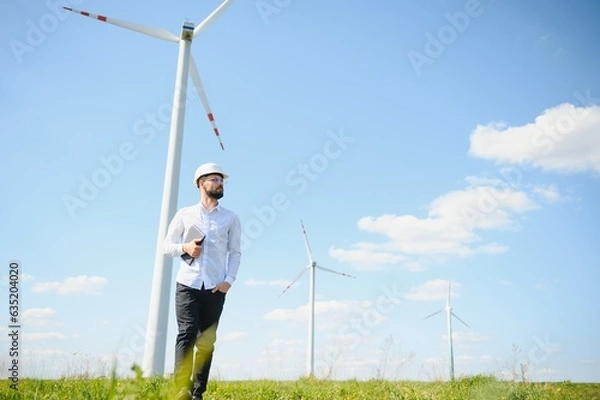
[279,221,356,377]
[63,0,235,377]
[423,281,469,381]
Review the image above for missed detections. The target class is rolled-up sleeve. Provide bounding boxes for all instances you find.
[224,214,242,285]
[163,211,185,257]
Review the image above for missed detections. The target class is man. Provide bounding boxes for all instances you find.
[163,162,241,400]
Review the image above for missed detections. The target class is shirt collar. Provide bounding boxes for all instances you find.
[198,202,220,213]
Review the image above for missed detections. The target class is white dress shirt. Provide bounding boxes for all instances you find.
[163,202,241,290]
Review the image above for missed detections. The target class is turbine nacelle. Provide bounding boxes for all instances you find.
[63,2,230,151]
[279,223,356,297]
[181,21,194,41]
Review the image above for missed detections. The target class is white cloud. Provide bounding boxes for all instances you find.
[22,348,67,357]
[220,331,247,342]
[451,332,490,343]
[23,332,68,341]
[464,175,508,187]
[22,308,57,327]
[469,103,600,174]
[423,357,444,364]
[264,300,376,330]
[470,243,509,255]
[532,184,563,203]
[268,338,303,348]
[328,247,405,270]
[401,260,428,272]
[456,354,474,361]
[332,103,591,271]
[406,279,459,301]
[32,275,108,295]
[426,186,537,233]
[330,183,536,268]
[23,307,55,319]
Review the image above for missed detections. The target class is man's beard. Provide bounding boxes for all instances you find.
[206,188,224,200]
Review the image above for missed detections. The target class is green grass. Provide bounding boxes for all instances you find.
[1,375,599,399]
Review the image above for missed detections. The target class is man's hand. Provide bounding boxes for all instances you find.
[183,239,203,258]
[212,281,231,294]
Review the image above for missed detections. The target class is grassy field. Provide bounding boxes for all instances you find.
[1,374,599,400]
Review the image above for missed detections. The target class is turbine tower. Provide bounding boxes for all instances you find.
[424,281,469,381]
[279,221,356,377]
[63,0,235,376]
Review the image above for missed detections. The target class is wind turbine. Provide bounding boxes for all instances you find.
[423,281,469,381]
[63,0,235,377]
[279,221,356,377]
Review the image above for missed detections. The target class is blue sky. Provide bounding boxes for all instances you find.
[1,0,599,383]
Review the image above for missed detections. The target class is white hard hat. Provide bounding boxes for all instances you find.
[193,162,228,186]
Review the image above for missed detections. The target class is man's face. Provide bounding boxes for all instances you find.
[200,174,225,199]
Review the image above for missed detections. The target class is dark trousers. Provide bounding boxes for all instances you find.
[174,282,226,396]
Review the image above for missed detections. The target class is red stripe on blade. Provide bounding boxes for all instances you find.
[207,113,214,122]
[98,16,107,22]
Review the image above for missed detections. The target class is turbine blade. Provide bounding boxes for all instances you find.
[278,266,310,297]
[193,0,235,38]
[300,220,315,264]
[189,56,225,150]
[423,309,444,320]
[63,7,179,42]
[315,265,356,279]
[451,311,470,328]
